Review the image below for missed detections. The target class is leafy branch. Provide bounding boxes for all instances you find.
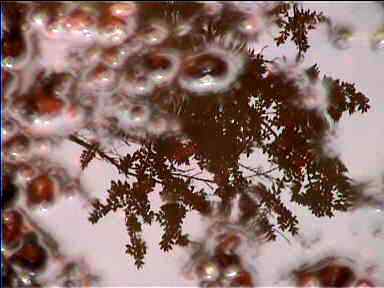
[69,2,371,269]
[271,2,328,59]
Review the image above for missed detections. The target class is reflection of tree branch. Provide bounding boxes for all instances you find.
[272,227,291,245]
[174,167,196,173]
[262,120,278,139]
[70,136,281,193]
[191,171,214,190]
[69,134,216,186]
[240,163,279,179]
[69,134,147,179]
[171,171,216,184]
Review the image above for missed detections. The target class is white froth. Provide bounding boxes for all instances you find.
[148,49,181,86]
[139,22,169,46]
[97,16,137,48]
[37,30,96,74]
[26,107,86,137]
[178,46,245,95]
[120,76,155,98]
[114,103,152,131]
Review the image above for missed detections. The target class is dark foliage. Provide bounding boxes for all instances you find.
[80,142,99,170]
[70,2,371,269]
[271,3,328,59]
[325,77,371,121]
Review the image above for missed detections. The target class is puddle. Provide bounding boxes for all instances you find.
[2,2,384,287]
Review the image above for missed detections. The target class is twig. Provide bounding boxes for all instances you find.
[69,134,217,187]
[240,164,279,179]
[262,120,279,139]
[175,167,196,173]
[191,171,214,190]
[69,134,141,178]
[172,171,216,184]
[272,228,292,245]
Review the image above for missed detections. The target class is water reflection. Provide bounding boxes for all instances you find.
[73,2,370,269]
[2,1,381,287]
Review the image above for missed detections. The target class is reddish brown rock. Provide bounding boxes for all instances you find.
[183,53,228,79]
[3,174,19,208]
[296,272,322,287]
[3,210,24,247]
[144,53,172,71]
[229,270,254,287]
[65,8,95,32]
[108,3,137,20]
[27,175,56,206]
[10,236,48,271]
[318,264,355,287]
[35,95,65,115]
[213,252,241,270]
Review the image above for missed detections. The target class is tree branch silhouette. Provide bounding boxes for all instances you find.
[68,3,371,269]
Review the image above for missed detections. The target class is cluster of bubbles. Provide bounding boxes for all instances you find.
[4,154,85,211]
[1,3,271,285]
[182,218,381,288]
[3,2,265,147]
[2,128,95,284]
[182,221,257,288]
[290,256,378,287]
[2,205,97,287]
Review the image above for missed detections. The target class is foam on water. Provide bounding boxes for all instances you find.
[3,2,384,286]
[178,45,246,95]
